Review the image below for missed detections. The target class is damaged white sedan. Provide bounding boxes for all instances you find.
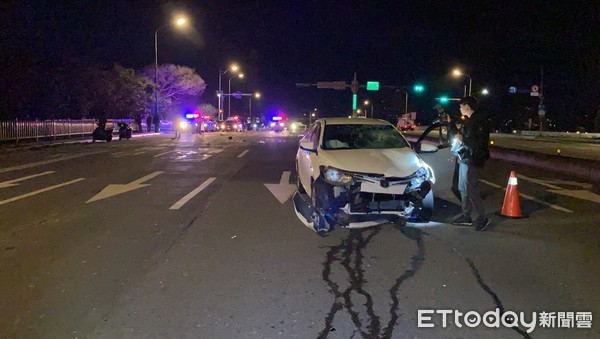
[293,118,454,232]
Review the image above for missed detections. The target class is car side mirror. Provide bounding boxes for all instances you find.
[299,141,317,153]
[416,143,438,153]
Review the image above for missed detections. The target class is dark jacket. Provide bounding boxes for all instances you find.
[450,112,491,167]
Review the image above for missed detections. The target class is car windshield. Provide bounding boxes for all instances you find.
[322,124,409,150]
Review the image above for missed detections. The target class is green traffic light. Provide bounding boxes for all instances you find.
[439,96,449,103]
[413,84,425,93]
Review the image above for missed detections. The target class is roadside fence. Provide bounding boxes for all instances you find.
[0,119,174,142]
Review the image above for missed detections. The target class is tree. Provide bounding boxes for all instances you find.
[109,64,153,119]
[142,64,206,118]
[198,103,218,118]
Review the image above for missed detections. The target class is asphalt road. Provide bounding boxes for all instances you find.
[1,131,599,338]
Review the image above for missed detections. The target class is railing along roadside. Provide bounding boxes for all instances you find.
[0,118,173,142]
[1,119,97,142]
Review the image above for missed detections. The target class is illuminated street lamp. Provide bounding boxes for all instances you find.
[218,64,239,120]
[249,91,261,120]
[228,73,244,117]
[481,88,490,96]
[452,68,472,96]
[363,100,374,118]
[154,15,188,124]
[309,108,317,125]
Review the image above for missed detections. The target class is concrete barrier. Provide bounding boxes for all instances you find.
[404,134,600,183]
[490,146,600,182]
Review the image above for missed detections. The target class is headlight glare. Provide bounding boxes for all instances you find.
[323,167,354,185]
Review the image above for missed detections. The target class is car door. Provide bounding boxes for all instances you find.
[297,122,321,194]
[413,123,455,193]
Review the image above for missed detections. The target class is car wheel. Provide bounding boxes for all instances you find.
[415,190,434,221]
[311,179,334,232]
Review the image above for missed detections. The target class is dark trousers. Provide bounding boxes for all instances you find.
[458,162,485,218]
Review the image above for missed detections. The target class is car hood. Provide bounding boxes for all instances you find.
[319,147,422,177]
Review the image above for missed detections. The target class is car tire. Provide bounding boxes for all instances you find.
[415,190,434,221]
[311,179,334,232]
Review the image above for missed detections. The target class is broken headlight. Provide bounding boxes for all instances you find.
[321,166,355,186]
[407,158,435,193]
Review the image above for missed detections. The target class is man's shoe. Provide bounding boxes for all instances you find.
[474,217,490,231]
[451,215,472,226]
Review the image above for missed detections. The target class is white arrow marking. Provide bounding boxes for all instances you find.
[237,150,249,158]
[0,178,85,206]
[86,171,163,203]
[264,171,296,204]
[169,177,216,210]
[0,171,55,189]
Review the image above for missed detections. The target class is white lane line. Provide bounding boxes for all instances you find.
[153,150,177,158]
[479,179,574,213]
[111,151,127,156]
[547,189,600,204]
[237,150,249,158]
[0,178,86,206]
[169,177,216,210]
[0,171,55,189]
[132,151,147,156]
[516,174,563,190]
[0,151,105,174]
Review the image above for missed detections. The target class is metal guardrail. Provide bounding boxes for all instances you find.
[0,119,98,142]
[0,119,174,142]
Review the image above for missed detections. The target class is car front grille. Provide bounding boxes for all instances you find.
[349,191,410,213]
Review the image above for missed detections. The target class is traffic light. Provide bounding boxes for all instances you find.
[439,96,449,104]
[413,84,425,93]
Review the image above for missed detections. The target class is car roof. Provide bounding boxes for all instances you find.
[320,117,393,126]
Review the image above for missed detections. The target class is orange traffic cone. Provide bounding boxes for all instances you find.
[500,171,523,218]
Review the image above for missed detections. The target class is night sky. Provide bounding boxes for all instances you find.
[1,0,598,129]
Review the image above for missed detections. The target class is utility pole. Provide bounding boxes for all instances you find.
[538,67,545,133]
[351,72,358,117]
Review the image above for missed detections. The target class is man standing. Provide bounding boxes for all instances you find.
[450,96,491,231]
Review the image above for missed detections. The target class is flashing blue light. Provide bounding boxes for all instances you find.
[272,116,283,121]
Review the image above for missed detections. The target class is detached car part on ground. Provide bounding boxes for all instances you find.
[294,118,454,233]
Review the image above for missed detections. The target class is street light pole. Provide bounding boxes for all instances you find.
[154,17,187,127]
[363,100,374,118]
[228,73,244,118]
[218,65,239,121]
[402,89,408,114]
[468,76,472,96]
[154,26,164,121]
[452,68,472,96]
[249,92,260,121]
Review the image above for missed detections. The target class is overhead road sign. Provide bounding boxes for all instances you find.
[366,81,380,91]
[316,81,348,90]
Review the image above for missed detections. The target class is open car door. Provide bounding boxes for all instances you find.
[412,122,455,193]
